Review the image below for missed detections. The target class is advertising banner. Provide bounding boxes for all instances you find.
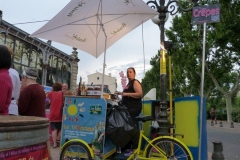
[192,4,220,24]
[0,142,50,160]
[61,97,115,159]
[160,49,167,75]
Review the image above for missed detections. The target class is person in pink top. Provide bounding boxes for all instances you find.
[0,45,13,115]
[47,82,64,148]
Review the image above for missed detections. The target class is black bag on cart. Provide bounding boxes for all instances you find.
[106,105,137,148]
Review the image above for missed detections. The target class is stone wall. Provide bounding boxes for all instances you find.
[70,48,80,92]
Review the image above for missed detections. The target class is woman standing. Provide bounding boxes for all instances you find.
[0,45,13,115]
[47,82,64,148]
[210,108,217,123]
[121,67,143,157]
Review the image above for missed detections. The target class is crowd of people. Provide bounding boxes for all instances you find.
[0,44,74,148]
[0,44,144,154]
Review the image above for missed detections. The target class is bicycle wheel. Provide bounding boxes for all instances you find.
[145,137,192,160]
[60,141,93,160]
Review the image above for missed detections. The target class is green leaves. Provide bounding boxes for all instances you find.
[143,1,240,100]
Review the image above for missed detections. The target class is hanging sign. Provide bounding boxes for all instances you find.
[160,49,167,75]
[192,4,220,24]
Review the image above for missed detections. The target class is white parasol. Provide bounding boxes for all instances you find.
[31,0,158,96]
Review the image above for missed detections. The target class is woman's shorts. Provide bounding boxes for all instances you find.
[50,122,62,130]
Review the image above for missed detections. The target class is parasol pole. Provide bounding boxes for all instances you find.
[98,1,107,98]
[100,23,107,98]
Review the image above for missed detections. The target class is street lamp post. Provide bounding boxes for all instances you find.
[146,0,198,135]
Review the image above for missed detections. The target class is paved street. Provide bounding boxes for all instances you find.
[50,120,240,160]
[50,146,60,160]
[207,120,240,160]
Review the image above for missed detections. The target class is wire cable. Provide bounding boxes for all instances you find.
[142,22,145,76]
[12,20,50,25]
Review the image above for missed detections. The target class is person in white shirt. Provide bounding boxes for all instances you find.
[9,68,21,115]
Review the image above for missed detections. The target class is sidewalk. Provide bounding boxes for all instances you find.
[206,119,240,131]
[50,146,60,160]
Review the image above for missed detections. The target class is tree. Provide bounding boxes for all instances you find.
[205,1,240,121]
[165,2,215,99]
[207,71,240,121]
[142,54,161,99]
[142,51,182,100]
[165,0,240,122]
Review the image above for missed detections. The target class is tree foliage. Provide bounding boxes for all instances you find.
[168,1,240,121]
[142,0,240,121]
[142,54,161,98]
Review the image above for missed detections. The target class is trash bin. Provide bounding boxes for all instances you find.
[46,109,53,145]
[0,115,49,150]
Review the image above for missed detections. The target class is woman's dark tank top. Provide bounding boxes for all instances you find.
[122,79,142,109]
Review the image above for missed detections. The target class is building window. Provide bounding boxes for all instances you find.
[0,33,6,44]
[1,33,71,88]
[97,77,99,80]
[46,55,71,88]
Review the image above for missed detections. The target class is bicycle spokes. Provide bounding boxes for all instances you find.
[146,138,191,160]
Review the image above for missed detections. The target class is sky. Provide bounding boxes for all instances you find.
[0,0,173,92]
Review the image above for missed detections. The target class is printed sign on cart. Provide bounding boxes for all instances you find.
[0,142,49,160]
[90,105,102,114]
[61,97,107,143]
[61,97,115,159]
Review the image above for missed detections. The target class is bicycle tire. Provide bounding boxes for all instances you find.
[145,137,193,160]
[60,141,93,160]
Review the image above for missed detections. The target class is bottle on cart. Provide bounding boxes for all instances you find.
[81,81,86,95]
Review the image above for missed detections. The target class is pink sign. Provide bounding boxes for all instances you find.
[0,142,50,160]
[192,4,220,24]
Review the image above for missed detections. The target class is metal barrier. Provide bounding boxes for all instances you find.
[212,141,224,160]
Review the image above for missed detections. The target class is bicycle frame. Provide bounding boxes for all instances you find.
[127,130,168,160]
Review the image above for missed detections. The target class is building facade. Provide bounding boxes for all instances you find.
[0,11,79,91]
[87,72,117,94]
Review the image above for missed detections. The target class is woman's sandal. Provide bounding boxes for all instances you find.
[125,149,132,152]
[124,151,133,157]
[53,145,58,148]
[53,142,59,148]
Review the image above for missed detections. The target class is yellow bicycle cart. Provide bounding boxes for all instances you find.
[60,96,193,160]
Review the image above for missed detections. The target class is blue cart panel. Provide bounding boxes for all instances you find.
[60,96,116,159]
